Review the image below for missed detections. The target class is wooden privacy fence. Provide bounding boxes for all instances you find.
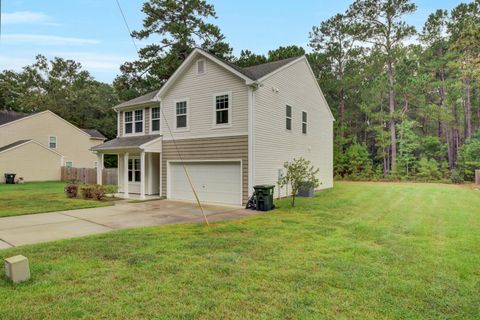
[476,170,480,185]
[61,167,118,185]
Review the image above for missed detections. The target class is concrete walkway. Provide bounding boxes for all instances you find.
[0,200,257,249]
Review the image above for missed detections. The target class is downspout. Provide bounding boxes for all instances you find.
[247,82,259,195]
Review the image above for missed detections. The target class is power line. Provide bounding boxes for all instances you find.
[114,0,139,54]
[113,0,209,226]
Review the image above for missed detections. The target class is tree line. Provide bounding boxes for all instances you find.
[0,0,479,181]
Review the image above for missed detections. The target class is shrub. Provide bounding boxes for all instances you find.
[80,185,95,199]
[417,158,441,181]
[64,183,78,198]
[104,185,118,197]
[450,169,464,184]
[94,185,106,200]
[279,157,320,207]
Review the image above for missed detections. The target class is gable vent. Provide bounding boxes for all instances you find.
[197,59,206,75]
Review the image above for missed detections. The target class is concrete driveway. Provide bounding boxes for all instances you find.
[0,200,257,249]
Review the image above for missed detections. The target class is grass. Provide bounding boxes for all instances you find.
[1,181,479,319]
[0,181,113,218]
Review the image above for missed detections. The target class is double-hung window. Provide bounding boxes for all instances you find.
[124,111,133,134]
[302,111,307,134]
[286,105,292,130]
[134,110,143,133]
[128,158,141,182]
[215,93,230,126]
[124,110,143,134]
[176,101,188,129]
[151,107,160,132]
[49,136,57,148]
[65,161,73,168]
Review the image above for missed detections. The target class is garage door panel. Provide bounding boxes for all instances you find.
[169,161,241,206]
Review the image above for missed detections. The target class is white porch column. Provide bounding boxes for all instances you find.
[96,153,104,185]
[147,152,153,195]
[123,152,129,198]
[140,151,146,199]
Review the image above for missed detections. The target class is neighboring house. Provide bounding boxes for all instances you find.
[0,110,106,182]
[92,48,334,206]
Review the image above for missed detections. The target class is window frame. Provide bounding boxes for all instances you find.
[150,106,161,133]
[212,91,232,128]
[196,58,206,75]
[65,161,73,168]
[174,98,190,132]
[48,135,57,149]
[127,157,141,183]
[302,110,307,134]
[123,109,144,136]
[286,105,292,131]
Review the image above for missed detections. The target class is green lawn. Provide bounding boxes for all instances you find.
[1,182,479,319]
[0,181,113,218]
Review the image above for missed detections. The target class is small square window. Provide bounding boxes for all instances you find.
[65,161,73,168]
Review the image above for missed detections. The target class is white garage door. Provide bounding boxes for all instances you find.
[168,161,242,206]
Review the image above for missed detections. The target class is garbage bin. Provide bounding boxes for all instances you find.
[253,185,275,211]
[4,173,16,184]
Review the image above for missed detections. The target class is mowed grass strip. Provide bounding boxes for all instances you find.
[0,182,479,319]
[0,181,112,218]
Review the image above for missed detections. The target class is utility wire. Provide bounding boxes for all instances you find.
[115,0,139,54]
[113,0,209,226]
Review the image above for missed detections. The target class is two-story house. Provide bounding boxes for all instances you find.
[92,48,334,206]
[0,110,105,182]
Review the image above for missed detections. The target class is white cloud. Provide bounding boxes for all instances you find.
[3,34,100,45]
[2,11,59,26]
[51,52,130,71]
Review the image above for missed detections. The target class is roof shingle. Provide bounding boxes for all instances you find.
[0,110,28,126]
[0,139,31,153]
[81,129,106,139]
[91,134,161,151]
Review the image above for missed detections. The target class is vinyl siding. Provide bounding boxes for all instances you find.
[160,56,249,140]
[253,58,334,197]
[0,142,62,182]
[161,135,248,205]
[0,111,103,168]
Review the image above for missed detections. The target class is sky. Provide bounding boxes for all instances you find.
[0,0,468,83]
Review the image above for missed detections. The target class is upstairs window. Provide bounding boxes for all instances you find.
[151,107,160,132]
[286,105,292,130]
[302,111,307,134]
[215,94,230,126]
[124,110,143,134]
[176,101,188,129]
[124,111,133,134]
[197,59,206,75]
[49,136,57,148]
[134,110,143,133]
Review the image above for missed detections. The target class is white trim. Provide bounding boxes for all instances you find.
[174,98,190,132]
[248,86,254,195]
[116,110,120,137]
[196,58,206,75]
[156,48,254,100]
[159,152,163,196]
[0,140,63,157]
[162,131,248,141]
[140,152,146,199]
[301,56,335,121]
[212,91,233,128]
[256,56,304,82]
[166,159,243,206]
[123,108,146,136]
[48,135,58,149]
[150,106,161,134]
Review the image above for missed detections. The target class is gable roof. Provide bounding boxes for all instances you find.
[0,139,63,157]
[0,110,29,125]
[81,128,106,140]
[91,134,161,151]
[114,49,304,109]
[0,110,107,139]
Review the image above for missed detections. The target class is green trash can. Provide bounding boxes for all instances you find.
[4,173,16,184]
[253,185,275,211]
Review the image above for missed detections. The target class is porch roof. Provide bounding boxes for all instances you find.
[91,134,161,152]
